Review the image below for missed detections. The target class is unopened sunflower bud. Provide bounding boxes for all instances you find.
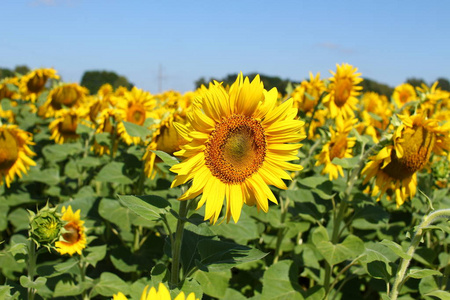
[29,204,63,249]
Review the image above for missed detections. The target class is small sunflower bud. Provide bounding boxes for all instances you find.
[29,204,63,249]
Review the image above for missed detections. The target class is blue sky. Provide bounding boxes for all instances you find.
[2,0,450,93]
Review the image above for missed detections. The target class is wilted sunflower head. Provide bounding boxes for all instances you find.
[362,113,450,206]
[29,204,63,249]
[0,125,36,187]
[19,68,59,102]
[55,205,87,256]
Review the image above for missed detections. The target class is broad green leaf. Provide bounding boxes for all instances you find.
[425,290,450,300]
[75,123,93,135]
[20,276,47,290]
[123,121,151,140]
[65,159,81,179]
[92,272,130,297]
[25,168,60,185]
[380,240,410,260]
[419,276,439,296]
[331,156,359,169]
[42,143,83,162]
[261,260,304,300]
[222,288,248,300]
[305,286,325,300]
[99,198,133,233]
[210,210,260,244]
[78,156,102,168]
[84,245,107,267]
[53,279,87,297]
[197,239,269,272]
[118,195,170,222]
[54,258,79,275]
[407,268,442,279]
[8,208,30,231]
[193,270,231,298]
[151,150,180,167]
[96,162,133,184]
[298,176,328,188]
[95,132,110,146]
[0,203,9,231]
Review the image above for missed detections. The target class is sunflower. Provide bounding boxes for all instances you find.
[39,83,89,118]
[116,87,156,145]
[92,108,123,156]
[358,92,393,143]
[291,72,325,114]
[315,117,357,180]
[416,81,450,116]
[49,107,88,144]
[170,74,305,224]
[323,63,363,119]
[392,83,417,111]
[113,283,198,300]
[362,114,450,206]
[143,109,188,178]
[19,68,59,102]
[55,205,87,256]
[0,125,36,187]
[0,77,20,100]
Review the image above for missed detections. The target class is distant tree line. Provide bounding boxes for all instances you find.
[80,70,133,94]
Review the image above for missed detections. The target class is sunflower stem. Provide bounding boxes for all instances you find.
[273,196,290,264]
[390,208,450,300]
[27,239,37,300]
[170,199,189,288]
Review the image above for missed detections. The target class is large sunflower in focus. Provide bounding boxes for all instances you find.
[362,114,450,206]
[170,74,305,224]
[323,63,363,119]
[19,68,59,102]
[39,83,89,118]
[0,125,36,187]
[116,87,155,145]
[55,205,87,256]
[291,72,325,114]
[315,117,357,180]
[113,283,198,300]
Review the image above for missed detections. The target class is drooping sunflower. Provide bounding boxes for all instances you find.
[170,74,305,224]
[113,283,198,300]
[49,107,88,144]
[55,205,87,256]
[143,109,188,178]
[358,92,393,143]
[0,124,36,187]
[291,72,325,114]
[323,63,363,119]
[362,114,450,206]
[315,117,358,180]
[92,108,123,156]
[19,68,59,102]
[116,87,156,145]
[392,83,417,111]
[39,83,89,118]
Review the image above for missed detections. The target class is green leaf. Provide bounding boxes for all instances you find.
[222,288,248,300]
[92,272,129,297]
[75,123,93,135]
[407,268,442,279]
[99,198,133,233]
[25,168,60,185]
[53,279,86,297]
[305,286,325,300]
[42,143,83,162]
[425,290,450,300]
[261,260,304,300]
[84,245,107,267]
[380,240,410,260]
[331,156,360,169]
[54,258,79,275]
[150,150,180,167]
[118,195,170,222]
[96,162,133,184]
[298,176,328,188]
[78,156,102,168]
[197,239,269,272]
[210,210,260,244]
[123,121,151,140]
[20,276,47,290]
[193,270,231,298]
[95,132,110,146]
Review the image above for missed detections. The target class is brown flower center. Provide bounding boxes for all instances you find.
[60,114,78,135]
[27,74,48,94]
[205,114,266,184]
[329,135,348,160]
[334,78,352,107]
[51,86,79,109]
[127,104,146,125]
[62,223,80,244]
[0,130,19,171]
[381,126,435,180]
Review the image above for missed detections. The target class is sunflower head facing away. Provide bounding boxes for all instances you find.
[0,125,36,187]
[362,114,450,206]
[323,63,363,119]
[19,68,59,102]
[170,74,305,224]
[49,107,88,144]
[291,72,325,114]
[55,205,87,256]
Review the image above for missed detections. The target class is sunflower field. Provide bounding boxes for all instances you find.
[0,64,449,300]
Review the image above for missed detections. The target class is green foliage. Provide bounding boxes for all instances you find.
[80,70,133,93]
